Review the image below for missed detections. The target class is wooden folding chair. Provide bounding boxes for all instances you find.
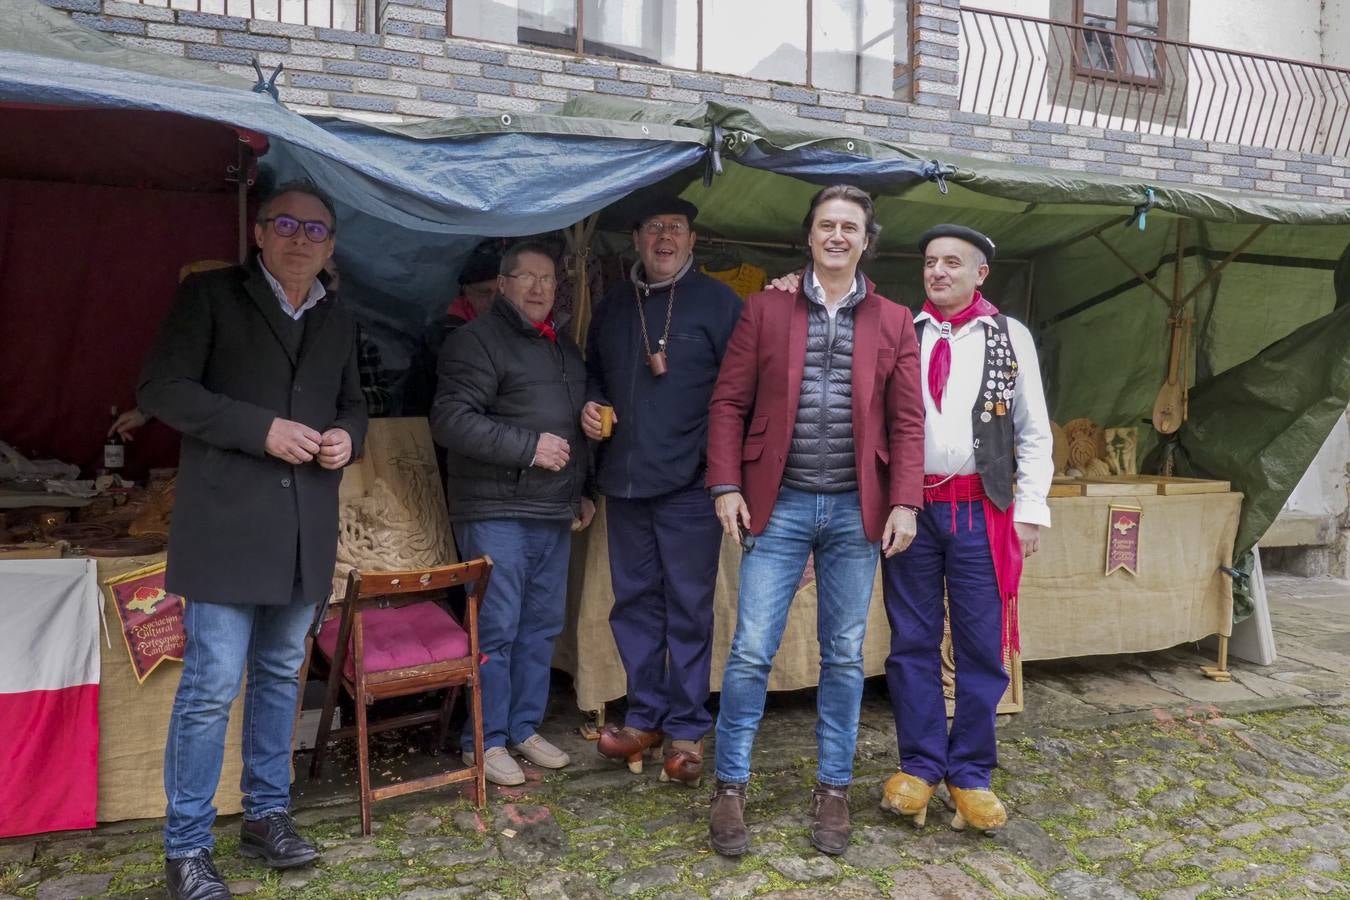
[308,557,492,835]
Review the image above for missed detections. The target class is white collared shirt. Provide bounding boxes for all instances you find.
[913,309,1054,527]
[260,261,326,321]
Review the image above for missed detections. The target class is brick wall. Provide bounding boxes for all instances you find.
[38,0,1350,200]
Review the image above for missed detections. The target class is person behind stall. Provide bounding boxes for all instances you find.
[430,241,595,786]
[137,180,367,900]
[879,225,1052,831]
[703,184,925,858]
[404,248,501,416]
[581,196,742,786]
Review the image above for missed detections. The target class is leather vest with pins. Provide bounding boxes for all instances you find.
[917,314,1019,511]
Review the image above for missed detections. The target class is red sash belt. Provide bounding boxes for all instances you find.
[922,473,1022,655]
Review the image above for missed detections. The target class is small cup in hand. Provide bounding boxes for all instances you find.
[598,404,615,439]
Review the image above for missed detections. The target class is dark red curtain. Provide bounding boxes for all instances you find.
[0,178,239,474]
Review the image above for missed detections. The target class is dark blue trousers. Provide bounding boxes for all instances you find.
[606,484,723,741]
[882,500,1008,789]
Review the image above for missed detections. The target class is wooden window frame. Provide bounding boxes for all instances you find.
[1072,0,1167,88]
[447,1,892,90]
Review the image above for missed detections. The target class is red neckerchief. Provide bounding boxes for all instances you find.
[922,474,1022,655]
[532,318,558,343]
[446,295,479,322]
[922,291,1000,412]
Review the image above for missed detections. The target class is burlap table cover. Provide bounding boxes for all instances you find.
[95,553,245,822]
[555,492,1241,712]
[1018,492,1240,660]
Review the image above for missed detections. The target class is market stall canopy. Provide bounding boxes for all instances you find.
[0,0,710,236]
[5,0,1349,566]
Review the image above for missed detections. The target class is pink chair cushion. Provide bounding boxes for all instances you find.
[316,602,469,678]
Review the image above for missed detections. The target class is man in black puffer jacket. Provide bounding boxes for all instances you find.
[431,241,595,787]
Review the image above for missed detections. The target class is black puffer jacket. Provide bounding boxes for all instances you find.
[430,296,588,522]
[781,270,865,493]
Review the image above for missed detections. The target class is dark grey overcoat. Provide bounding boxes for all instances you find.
[137,257,368,606]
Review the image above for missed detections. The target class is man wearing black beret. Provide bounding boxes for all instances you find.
[582,194,742,786]
[879,224,1053,832]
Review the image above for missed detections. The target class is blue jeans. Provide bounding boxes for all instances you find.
[454,518,571,753]
[164,596,317,858]
[714,488,879,787]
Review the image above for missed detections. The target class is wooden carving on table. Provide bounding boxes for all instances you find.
[129,478,175,537]
[334,419,457,598]
[1104,427,1138,476]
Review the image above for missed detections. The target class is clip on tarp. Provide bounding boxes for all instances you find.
[704,123,725,187]
[1126,187,1157,231]
[923,160,953,195]
[251,57,283,102]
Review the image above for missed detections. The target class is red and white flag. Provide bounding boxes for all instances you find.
[0,559,101,837]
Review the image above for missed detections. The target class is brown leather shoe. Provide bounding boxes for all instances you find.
[709,780,749,857]
[659,739,703,787]
[809,782,851,855]
[596,725,663,774]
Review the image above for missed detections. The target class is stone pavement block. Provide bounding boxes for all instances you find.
[1238,730,1344,778]
[35,874,113,900]
[1047,869,1140,899]
[708,872,769,899]
[0,842,35,866]
[889,864,995,898]
[320,839,383,863]
[608,864,679,895]
[761,877,883,899]
[961,850,1047,897]
[991,818,1072,870]
[1156,886,1207,900]
[767,854,840,882]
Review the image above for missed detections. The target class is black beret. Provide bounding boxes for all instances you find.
[918,224,996,261]
[458,250,501,286]
[631,195,699,230]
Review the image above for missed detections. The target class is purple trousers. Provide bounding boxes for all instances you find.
[606,484,723,741]
[882,500,1009,788]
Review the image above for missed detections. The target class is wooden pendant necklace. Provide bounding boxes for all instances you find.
[634,280,676,377]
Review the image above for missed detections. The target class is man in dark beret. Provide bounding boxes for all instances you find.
[582,194,742,786]
[879,223,1053,833]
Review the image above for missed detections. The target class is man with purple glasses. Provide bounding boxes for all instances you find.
[138,180,367,900]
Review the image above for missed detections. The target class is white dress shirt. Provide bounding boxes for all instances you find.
[260,261,326,321]
[913,309,1054,527]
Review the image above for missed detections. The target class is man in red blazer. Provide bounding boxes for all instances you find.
[704,185,925,858]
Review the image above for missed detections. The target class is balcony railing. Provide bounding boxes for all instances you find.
[129,0,362,30]
[959,6,1350,157]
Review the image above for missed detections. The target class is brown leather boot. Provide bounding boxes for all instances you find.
[809,782,851,855]
[708,780,749,857]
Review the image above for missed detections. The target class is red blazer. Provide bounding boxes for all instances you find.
[706,281,925,543]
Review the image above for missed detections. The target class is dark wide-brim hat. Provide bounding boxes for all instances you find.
[458,248,502,286]
[631,195,699,230]
[918,224,996,261]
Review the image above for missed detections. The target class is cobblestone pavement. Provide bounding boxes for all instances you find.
[2,576,1347,899]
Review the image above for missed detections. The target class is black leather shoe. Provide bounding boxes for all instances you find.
[239,811,319,868]
[165,850,232,900]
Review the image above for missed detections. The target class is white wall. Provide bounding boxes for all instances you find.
[1188,0,1321,59]
[1324,0,1350,67]
[1285,416,1350,519]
